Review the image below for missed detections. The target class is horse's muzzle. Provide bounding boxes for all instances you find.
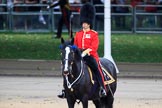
[63,71,69,75]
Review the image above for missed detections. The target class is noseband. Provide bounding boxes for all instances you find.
[62,58,73,75]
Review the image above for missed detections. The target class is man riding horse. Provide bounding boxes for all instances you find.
[58,2,107,98]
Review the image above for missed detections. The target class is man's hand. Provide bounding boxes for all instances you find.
[47,5,50,9]
[81,48,92,57]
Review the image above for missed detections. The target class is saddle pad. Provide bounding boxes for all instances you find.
[87,66,115,85]
[101,66,115,85]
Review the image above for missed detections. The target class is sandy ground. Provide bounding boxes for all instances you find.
[0,77,162,108]
[1,96,162,108]
[1,98,162,108]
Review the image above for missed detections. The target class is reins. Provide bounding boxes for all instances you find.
[64,60,84,89]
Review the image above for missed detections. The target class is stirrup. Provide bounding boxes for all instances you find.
[57,90,66,99]
[99,88,107,97]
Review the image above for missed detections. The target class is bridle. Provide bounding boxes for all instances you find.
[61,45,84,89]
[61,45,75,75]
[65,60,84,89]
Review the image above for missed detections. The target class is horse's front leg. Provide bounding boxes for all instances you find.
[81,95,89,108]
[66,96,76,108]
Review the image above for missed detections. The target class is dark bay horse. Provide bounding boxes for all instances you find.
[60,38,117,108]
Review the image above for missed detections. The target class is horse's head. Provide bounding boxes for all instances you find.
[60,38,81,75]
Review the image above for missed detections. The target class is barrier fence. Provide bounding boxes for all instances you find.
[0,4,162,33]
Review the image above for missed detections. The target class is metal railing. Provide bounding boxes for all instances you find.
[134,5,162,33]
[111,4,133,33]
[0,4,162,33]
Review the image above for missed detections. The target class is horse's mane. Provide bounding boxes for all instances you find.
[74,46,82,60]
[61,38,82,60]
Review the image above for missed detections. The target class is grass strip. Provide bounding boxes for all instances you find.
[0,33,162,63]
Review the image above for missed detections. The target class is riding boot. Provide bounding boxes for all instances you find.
[96,75,107,97]
[95,65,107,97]
[91,61,107,97]
[83,56,107,97]
[57,89,66,99]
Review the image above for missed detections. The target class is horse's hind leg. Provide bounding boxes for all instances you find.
[104,95,114,108]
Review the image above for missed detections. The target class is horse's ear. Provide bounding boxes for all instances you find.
[59,45,63,49]
[61,37,64,44]
[71,38,74,45]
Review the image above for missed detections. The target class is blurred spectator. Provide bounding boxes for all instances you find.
[111,0,117,13]
[93,0,104,30]
[39,0,47,25]
[69,0,80,3]
[25,0,40,12]
[26,0,40,28]
[7,0,13,9]
[14,0,24,11]
[131,0,144,9]
[13,0,27,29]
[0,0,7,29]
[131,0,144,27]
[156,0,162,27]
[144,0,157,12]
[81,0,91,4]
[69,0,81,12]
[26,0,47,26]
[144,0,157,27]
[81,0,93,4]
[25,0,46,25]
[111,0,117,29]
[115,0,129,29]
[101,0,104,3]
[116,0,129,13]
[156,0,162,10]
[93,0,103,12]
[6,0,13,29]
[14,0,24,4]
[47,0,73,39]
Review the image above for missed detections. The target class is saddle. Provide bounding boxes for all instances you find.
[87,63,115,85]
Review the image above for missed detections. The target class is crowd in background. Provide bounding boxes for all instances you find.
[0,0,161,12]
[0,0,162,30]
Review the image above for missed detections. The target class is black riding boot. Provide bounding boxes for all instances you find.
[83,56,107,97]
[58,89,66,98]
[94,68,107,97]
[97,76,107,97]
